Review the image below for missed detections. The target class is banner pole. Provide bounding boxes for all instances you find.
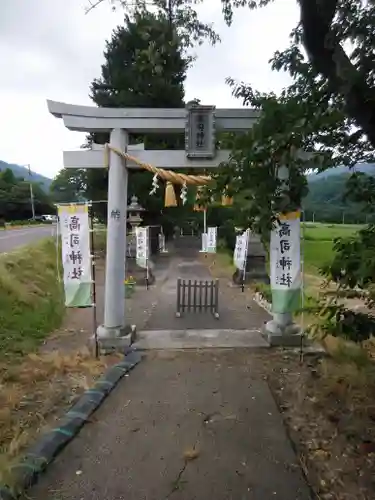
[146,258,149,290]
[89,204,99,358]
[242,229,249,293]
[55,205,61,284]
[146,227,149,290]
[299,209,305,364]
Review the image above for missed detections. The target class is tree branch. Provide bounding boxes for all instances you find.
[299,0,375,147]
[84,0,106,14]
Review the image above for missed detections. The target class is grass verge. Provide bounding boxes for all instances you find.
[0,238,65,361]
[0,232,120,485]
[0,228,107,362]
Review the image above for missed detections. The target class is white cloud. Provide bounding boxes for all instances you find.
[0,0,298,179]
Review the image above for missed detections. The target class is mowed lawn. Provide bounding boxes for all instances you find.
[302,223,363,274]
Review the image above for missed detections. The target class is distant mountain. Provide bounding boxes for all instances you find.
[304,163,375,224]
[308,162,375,182]
[0,160,52,191]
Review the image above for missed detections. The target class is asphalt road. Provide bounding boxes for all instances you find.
[0,225,56,254]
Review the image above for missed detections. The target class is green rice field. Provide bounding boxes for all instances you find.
[302,223,363,274]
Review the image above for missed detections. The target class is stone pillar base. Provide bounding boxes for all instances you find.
[91,324,136,354]
[262,319,303,347]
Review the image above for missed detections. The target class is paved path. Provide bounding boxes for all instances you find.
[134,252,270,348]
[144,255,269,331]
[29,351,311,500]
[0,225,55,253]
[29,238,311,499]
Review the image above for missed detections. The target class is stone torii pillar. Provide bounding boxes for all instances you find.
[96,128,133,348]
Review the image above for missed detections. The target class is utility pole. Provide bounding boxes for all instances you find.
[27,164,35,220]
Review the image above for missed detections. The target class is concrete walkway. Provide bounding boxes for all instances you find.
[28,240,312,499]
[134,242,270,348]
[29,351,311,500]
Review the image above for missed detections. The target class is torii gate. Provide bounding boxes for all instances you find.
[47,100,299,349]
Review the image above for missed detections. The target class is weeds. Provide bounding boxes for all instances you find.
[204,250,235,278]
[0,239,64,361]
[93,227,107,254]
[0,348,117,484]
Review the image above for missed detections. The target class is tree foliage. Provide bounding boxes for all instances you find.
[309,223,375,343]
[90,11,187,108]
[206,84,325,243]
[86,0,220,50]
[0,169,52,220]
[50,168,88,203]
[315,168,375,343]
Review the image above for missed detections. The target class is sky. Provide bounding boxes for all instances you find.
[0,0,299,179]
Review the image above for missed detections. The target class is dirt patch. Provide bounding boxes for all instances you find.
[257,350,375,500]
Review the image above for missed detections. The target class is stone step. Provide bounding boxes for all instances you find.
[133,328,269,349]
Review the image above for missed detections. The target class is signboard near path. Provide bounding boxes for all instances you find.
[58,204,92,307]
[135,226,149,269]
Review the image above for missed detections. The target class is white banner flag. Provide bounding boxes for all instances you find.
[270,212,301,313]
[136,226,149,268]
[158,232,167,253]
[58,204,92,307]
[200,232,208,253]
[207,227,217,253]
[233,229,249,270]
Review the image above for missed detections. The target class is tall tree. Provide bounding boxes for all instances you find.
[78,10,189,220]
[90,11,187,108]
